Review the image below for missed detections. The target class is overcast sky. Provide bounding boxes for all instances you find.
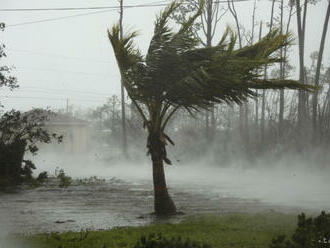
[1,0,329,112]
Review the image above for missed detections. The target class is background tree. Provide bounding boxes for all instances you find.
[294,0,318,130]
[0,24,62,189]
[0,23,18,96]
[227,0,246,145]
[172,0,227,140]
[108,1,313,215]
[312,0,330,142]
[0,109,62,188]
[261,0,276,144]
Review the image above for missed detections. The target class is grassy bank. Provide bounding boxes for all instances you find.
[17,213,297,248]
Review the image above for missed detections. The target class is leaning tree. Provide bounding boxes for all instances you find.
[108,1,313,215]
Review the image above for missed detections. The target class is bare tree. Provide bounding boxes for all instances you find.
[279,0,294,137]
[296,0,309,129]
[261,0,276,144]
[312,0,330,141]
[227,0,246,146]
[173,0,227,140]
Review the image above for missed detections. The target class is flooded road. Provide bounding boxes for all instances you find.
[1,157,329,235]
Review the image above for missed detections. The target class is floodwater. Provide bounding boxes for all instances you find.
[0,156,329,236]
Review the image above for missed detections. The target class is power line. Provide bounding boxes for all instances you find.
[16,90,107,99]
[0,0,173,12]
[7,48,113,64]
[14,66,117,78]
[2,1,249,12]
[1,1,170,12]
[6,9,117,27]
[19,86,111,97]
[0,95,106,103]
[4,0,252,27]
[4,1,171,27]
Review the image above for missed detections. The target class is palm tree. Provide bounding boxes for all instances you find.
[107,1,313,216]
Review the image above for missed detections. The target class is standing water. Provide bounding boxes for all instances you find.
[1,154,329,235]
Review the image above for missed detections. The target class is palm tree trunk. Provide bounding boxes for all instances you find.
[152,154,176,215]
[149,132,176,215]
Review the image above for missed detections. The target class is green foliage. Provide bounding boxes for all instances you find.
[270,212,330,248]
[57,169,72,188]
[108,1,311,111]
[134,233,211,248]
[0,109,62,189]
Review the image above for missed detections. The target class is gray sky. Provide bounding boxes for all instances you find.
[1,0,329,112]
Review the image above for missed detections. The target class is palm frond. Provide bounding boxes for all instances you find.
[107,0,315,126]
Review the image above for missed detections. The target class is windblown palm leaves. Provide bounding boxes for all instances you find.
[108,0,312,163]
[108,1,310,111]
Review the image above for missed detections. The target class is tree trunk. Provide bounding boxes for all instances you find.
[279,0,284,138]
[312,0,330,142]
[261,0,275,145]
[149,132,176,215]
[206,0,215,141]
[279,2,293,139]
[151,155,176,215]
[244,102,249,147]
[0,140,26,187]
[205,111,209,139]
[254,21,262,133]
[261,89,266,143]
[296,0,308,130]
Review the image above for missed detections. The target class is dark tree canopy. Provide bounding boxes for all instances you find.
[0,109,62,188]
[0,23,18,91]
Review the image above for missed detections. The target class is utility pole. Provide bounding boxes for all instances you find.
[119,0,128,157]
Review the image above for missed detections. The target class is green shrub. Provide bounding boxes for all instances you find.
[270,211,330,248]
[36,171,48,183]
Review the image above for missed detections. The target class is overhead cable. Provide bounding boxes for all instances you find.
[1,0,250,12]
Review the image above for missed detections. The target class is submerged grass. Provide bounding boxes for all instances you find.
[19,213,296,248]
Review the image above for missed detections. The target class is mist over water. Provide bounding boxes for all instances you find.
[1,149,330,237]
[33,151,330,211]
